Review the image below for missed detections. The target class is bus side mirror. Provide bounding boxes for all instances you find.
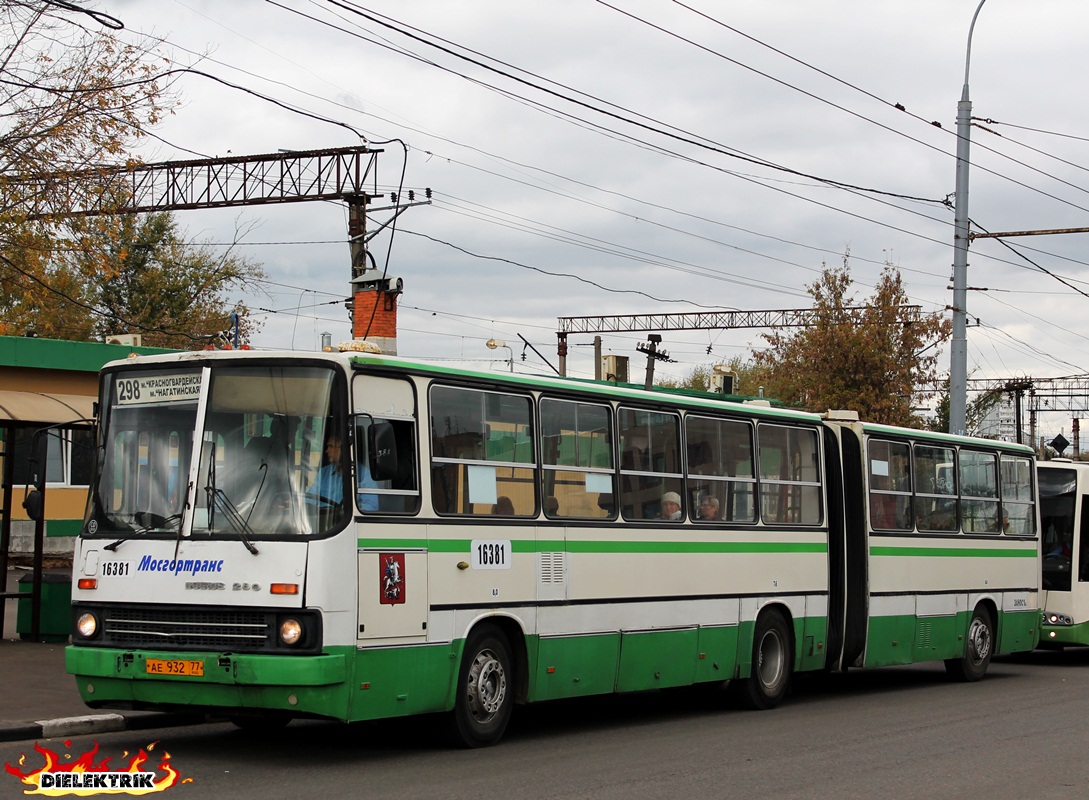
[368,422,398,481]
[28,428,48,491]
[23,489,43,522]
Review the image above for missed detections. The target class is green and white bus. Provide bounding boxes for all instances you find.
[65,349,1041,746]
[1039,459,1089,646]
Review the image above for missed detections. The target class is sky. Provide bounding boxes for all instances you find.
[86,0,1089,441]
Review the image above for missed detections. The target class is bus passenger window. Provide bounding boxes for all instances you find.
[914,445,957,532]
[540,398,614,519]
[960,450,999,533]
[685,415,755,523]
[430,385,536,516]
[618,407,682,522]
[1000,455,1035,536]
[867,439,912,531]
[756,424,821,525]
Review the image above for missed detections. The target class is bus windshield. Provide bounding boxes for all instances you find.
[90,363,349,539]
[1040,466,1076,592]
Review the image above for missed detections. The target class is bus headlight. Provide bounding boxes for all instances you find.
[76,612,99,639]
[1043,612,1074,626]
[279,618,304,646]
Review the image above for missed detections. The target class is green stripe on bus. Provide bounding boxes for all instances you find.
[565,540,825,554]
[869,545,1036,558]
[359,538,826,554]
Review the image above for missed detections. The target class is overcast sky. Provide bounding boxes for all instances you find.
[98,0,1089,439]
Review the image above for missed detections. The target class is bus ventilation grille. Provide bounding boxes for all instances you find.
[539,552,566,584]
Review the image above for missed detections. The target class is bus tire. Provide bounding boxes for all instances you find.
[945,606,994,682]
[449,625,513,747]
[732,609,793,710]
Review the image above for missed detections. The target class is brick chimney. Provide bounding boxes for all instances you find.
[351,272,402,355]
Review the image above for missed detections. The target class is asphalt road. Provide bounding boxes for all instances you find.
[4,649,1087,800]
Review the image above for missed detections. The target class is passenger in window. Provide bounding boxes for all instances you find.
[545,495,559,516]
[661,491,683,521]
[698,496,720,521]
[492,495,515,515]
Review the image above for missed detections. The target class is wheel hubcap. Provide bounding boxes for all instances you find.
[757,630,785,690]
[968,617,992,664]
[467,648,507,722]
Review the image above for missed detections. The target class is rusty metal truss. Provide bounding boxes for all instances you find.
[34,145,380,217]
[557,306,921,334]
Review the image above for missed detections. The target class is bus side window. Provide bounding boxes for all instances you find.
[355,417,419,514]
[960,450,999,533]
[685,415,755,523]
[757,424,821,525]
[618,407,682,522]
[867,439,912,531]
[539,397,614,520]
[914,445,957,532]
[429,385,536,516]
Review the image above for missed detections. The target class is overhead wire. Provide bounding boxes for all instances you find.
[102,0,1089,372]
[320,0,950,207]
[663,0,1089,209]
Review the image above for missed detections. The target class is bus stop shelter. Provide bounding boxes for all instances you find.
[0,390,95,641]
[0,336,177,641]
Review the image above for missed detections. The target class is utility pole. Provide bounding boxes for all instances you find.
[636,334,671,390]
[950,0,989,436]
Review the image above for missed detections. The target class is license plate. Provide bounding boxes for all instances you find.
[146,658,204,677]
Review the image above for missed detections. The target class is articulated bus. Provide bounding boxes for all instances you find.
[65,349,1041,746]
[1039,460,1089,646]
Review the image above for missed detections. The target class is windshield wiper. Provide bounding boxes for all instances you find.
[103,512,182,552]
[205,486,260,555]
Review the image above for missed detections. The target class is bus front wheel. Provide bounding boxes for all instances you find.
[449,626,513,747]
[732,609,793,710]
[945,606,994,682]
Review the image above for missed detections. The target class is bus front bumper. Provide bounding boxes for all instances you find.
[1040,620,1089,647]
[66,645,350,718]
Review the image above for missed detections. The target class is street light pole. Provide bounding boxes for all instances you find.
[486,338,513,372]
[950,0,988,436]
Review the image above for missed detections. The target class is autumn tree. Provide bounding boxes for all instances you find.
[657,364,713,392]
[752,258,950,426]
[92,212,265,347]
[0,3,263,345]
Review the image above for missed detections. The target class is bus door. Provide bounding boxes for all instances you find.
[824,422,868,671]
[353,375,427,642]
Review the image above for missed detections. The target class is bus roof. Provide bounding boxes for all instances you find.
[102,348,823,424]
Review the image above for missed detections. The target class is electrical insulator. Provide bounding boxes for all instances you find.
[408,190,415,201]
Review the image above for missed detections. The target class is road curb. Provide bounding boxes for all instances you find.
[1,712,205,743]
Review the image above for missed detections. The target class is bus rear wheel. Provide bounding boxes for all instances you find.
[945,606,994,682]
[731,609,793,710]
[449,626,513,747]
